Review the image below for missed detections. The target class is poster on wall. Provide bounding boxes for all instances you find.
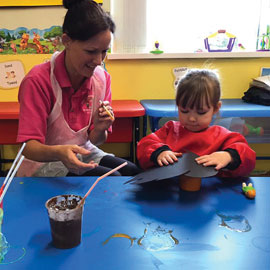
[173,67,188,91]
[0,26,64,55]
[0,0,103,55]
[0,60,25,89]
[0,0,103,6]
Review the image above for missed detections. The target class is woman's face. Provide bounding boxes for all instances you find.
[63,30,111,84]
[178,101,221,132]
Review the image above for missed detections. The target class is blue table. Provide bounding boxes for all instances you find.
[0,176,269,269]
[140,99,270,134]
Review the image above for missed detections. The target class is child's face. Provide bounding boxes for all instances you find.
[178,101,221,132]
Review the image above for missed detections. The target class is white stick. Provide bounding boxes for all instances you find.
[99,100,114,120]
[3,142,26,186]
[0,155,25,204]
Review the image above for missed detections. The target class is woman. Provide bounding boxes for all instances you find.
[17,0,140,177]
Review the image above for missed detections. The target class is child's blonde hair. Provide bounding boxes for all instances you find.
[176,69,221,110]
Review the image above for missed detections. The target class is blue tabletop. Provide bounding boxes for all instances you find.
[0,176,269,270]
[140,99,270,118]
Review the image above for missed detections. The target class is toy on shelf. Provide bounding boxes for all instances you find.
[238,43,245,50]
[150,41,163,54]
[257,25,270,51]
[243,124,264,136]
[228,119,264,137]
[242,182,256,199]
[204,30,236,52]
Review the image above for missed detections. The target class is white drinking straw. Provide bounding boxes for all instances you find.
[3,142,26,186]
[79,161,128,207]
[0,155,25,204]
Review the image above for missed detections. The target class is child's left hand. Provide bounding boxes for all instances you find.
[195,151,232,170]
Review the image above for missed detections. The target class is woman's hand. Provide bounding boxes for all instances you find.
[56,144,98,174]
[23,140,98,174]
[195,151,232,170]
[90,101,114,145]
[157,150,182,166]
[94,101,114,132]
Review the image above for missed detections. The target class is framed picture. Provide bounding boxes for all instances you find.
[261,67,270,76]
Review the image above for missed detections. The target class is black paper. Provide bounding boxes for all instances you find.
[125,152,218,185]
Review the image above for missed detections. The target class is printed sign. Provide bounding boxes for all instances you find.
[173,67,188,91]
[0,61,25,89]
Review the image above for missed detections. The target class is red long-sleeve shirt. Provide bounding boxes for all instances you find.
[137,121,256,177]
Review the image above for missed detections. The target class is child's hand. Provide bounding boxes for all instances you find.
[195,151,232,170]
[157,151,182,166]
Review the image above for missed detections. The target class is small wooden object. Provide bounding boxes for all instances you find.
[179,175,202,192]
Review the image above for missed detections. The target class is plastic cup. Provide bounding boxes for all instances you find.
[179,175,201,191]
[45,194,83,249]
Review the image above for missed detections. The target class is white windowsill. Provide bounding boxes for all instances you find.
[107,51,270,60]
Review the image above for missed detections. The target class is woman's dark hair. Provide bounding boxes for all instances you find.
[62,0,115,41]
[176,69,221,110]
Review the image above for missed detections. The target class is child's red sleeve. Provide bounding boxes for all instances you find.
[137,123,172,170]
[219,132,256,177]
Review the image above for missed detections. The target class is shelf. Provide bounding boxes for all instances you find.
[107,51,270,60]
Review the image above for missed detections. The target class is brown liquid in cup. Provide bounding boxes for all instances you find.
[45,195,83,249]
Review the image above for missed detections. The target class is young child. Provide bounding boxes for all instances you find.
[137,69,256,177]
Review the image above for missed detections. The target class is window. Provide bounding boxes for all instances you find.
[111,0,268,54]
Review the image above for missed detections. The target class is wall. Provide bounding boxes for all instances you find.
[1,56,270,101]
[107,58,268,100]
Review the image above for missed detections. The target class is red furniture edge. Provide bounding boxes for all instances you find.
[0,100,145,162]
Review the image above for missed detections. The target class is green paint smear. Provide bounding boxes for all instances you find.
[0,208,26,264]
[0,208,10,263]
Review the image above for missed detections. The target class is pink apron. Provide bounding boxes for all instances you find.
[17,52,111,177]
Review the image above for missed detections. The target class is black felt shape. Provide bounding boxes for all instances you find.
[184,152,218,178]
[125,152,218,185]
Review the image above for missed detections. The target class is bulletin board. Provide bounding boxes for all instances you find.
[0,0,103,6]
